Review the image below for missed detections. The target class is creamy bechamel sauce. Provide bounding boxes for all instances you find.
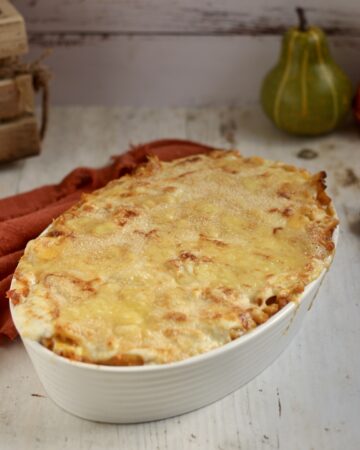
[10,151,337,365]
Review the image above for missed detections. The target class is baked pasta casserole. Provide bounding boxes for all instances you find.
[9,150,338,365]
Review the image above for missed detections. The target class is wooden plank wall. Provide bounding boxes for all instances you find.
[13,0,360,106]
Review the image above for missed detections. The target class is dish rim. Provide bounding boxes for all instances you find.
[10,223,339,374]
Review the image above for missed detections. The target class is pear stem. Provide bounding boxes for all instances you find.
[296,7,308,32]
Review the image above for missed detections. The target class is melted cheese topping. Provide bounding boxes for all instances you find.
[10,151,338,365]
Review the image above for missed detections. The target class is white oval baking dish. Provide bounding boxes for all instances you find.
[10,228,338,423]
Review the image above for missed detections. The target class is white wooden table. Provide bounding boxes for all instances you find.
[1,107,359,450]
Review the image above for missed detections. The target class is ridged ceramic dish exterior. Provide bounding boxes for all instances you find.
[12,272,323,423]
[11,224,337,423]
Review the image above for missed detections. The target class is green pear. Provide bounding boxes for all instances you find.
[261,8,353,135]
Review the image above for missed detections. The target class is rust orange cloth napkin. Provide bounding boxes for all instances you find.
[0,139,214,342]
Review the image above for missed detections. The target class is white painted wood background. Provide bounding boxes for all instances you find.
[0,106,359,449]
[11,0,360,106]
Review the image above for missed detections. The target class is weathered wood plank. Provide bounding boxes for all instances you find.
[25,35,360,107]
[0,106,359,450]
[11,0,359,108]
[12,0,360,37]
[0,116,40,163]
[0,75,34,120]
[0,0,27,58]
[17,107,188,192]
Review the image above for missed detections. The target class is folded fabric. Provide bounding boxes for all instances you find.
[0,139,214,342]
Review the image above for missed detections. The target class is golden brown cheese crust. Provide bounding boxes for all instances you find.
[9,151,338,365]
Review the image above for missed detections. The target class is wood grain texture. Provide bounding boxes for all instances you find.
[24,35,360,107]
[0,75,34,120]
[10,0,360,107]
[12,0,360,37]
[0,0,27,58]
[0,106,359,450]
[0,116,40,163]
